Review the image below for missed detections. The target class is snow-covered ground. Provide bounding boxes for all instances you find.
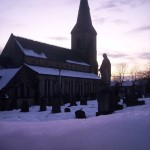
[0,98,150,150]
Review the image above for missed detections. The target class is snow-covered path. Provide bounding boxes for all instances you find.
[0,98,150,150]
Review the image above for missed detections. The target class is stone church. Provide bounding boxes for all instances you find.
[0,0,101,105]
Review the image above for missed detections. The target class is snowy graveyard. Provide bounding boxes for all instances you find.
[0,98,150,150]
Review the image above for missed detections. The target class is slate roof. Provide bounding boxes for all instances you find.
[0,64,100,91]
[13,35,83,62]
[26,64,100,80]
[0,67,20,90]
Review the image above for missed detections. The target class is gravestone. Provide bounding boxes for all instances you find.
[80,97,87,105]
[20,100,29,112]
[0,94,10,111]
[10,98,18,110]
[125,93,145,107]
[51,96,61,113]
[123,86,145,107]
[0,98,6,111]
[39,98,47,111]
[70,97,77,106]
[96,88,114,116]
[113,83,123,110]
[64,107,71,112]
[75,109,86,119]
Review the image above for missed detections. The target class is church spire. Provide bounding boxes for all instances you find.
[71,0,98,74]
[71,0,97,35]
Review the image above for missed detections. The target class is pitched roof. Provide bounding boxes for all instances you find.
[26,64,100,80]
[13,35,83,62]
[0,67,20,90]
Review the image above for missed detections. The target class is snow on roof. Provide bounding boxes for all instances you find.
[0,68,20,90]
[66,60,90,66]
[22,49,47,59]
[26,64,100,80]
[15,39,47,59]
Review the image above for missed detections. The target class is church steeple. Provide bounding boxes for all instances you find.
[71,0,97,35]
[71,0,98,74]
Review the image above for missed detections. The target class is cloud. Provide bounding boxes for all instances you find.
[98,51,129,58]
[65,0,78,5]
[0,17,25,29]
[112,19,129,25]
[94,17,128,25]
[94,17,109,24]
[47,36,69,41]
[138,52,150,60]
[108,52,129,58]
[94,0,150,12]
[94,1,118,11]
[127,26,150,34]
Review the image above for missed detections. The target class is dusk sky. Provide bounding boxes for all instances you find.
[0,0,150,73]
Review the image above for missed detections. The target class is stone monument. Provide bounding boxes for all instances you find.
[99,53,111,86]
[97,53,114,115]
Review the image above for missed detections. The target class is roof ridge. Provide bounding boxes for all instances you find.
[11,34,83,62]
[13,34,71,51]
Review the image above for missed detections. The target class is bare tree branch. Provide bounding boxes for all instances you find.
[114,63,128,86]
